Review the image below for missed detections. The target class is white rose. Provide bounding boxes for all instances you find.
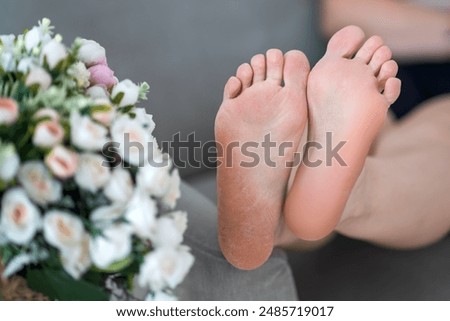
[75,153,110,193]
[150,216,184,248]
[0,143,20,181]
[104,167,134,204]
[134,108,156,134]
[89,223,132,269]
[43,210,85,250]
[138,246,194,291]
[136,156,171,197]
[32,120,64,148]
[77,39,106,67]
[125,190,157,239]
[90,204,124,228]
[0,188,41,245]
[162,169,181,209]
[33,108,59,122]
[70,111,108,151]
[68,61,90,88]
[41,39,68,69]
[18,161,62,205]
[91,98,115,126]
[111,115,160,167]
[24,27,42,52]
[111,79,139,107]
[45,145,78,179]
[86,85,110,100]
[60,234,91,279]
[0,98,19,125]
[26,66,52,90]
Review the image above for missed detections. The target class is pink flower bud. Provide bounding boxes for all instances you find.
[0,98,19,125]
[88,64,117,89]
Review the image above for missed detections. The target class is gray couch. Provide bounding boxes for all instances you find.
[2,0,449,300]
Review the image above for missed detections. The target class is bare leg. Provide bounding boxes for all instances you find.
[337,94,450,248]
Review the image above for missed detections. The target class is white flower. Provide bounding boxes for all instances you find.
[136,156,171,197]
[77,39,106,67]
[90,204,124,228]
[134,108,156,134]
[0,98,19,125]
[91,98,115,126]
[32,120,64,148]
[45,145,78,179]
[125,190,157,239]
[3,253,34,278]
[150,215,185,248]
[17,57,37,73]
[41,39,68,69]
[75,153,110,193]
[0,143,20,181]
[89,223,132,269]
[70,111,108,151]
[0,34,15,50]
[0,188,41,245]
[60,234,91,279]
[162,169,181,209]
[104,167,134,204]
[33,108,59,121]
[0,51,15,72]
[112,79,140,107]
[146,291,177,301]
[68,62,90,88]
[111,115,160,166]
[25,66,52,90]
[26,66,52,90]
[138,246,194,291]
[24,26,42,52]
[86,85,109,100]
[18,161,62,205]
[43,210,85,250]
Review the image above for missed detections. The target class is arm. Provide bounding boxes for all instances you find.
[321,0,450,63]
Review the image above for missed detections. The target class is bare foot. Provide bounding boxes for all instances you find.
[285,26,401,241]
[215,49,310,270]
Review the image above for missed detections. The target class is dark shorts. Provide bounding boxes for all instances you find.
[390,62,450,119]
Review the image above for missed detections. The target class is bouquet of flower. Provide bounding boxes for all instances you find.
[0,19,194,301]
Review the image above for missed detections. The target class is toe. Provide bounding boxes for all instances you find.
[354,35,384,64]
[283,50,310,91]
[251,54,266,83]
[383,77,401,105]
[377,60,398,91]
[266,49,284,85]
[236,63,253,89]
[223,76,242,100]
[369,45,392,75]
[325,25,365,58]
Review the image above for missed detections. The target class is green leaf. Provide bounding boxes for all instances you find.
[26,268,109,301]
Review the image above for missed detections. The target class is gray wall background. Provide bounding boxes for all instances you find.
[0,0,324,177]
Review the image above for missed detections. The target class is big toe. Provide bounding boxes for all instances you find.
[283,50,310,92]
[325,25,366,58]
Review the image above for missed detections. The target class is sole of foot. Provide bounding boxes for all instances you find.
[215,49,310,269]
[285,25,401,241]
